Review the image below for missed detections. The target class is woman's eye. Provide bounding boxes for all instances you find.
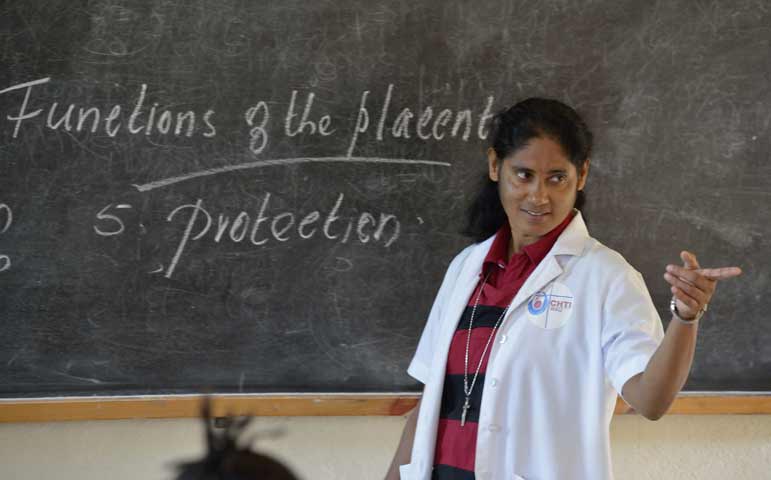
[516,170,531,180]
[550,174,567,184]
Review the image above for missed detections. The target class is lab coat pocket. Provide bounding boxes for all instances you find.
[513,475,526,480]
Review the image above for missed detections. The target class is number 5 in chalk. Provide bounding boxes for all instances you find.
[94,203,132,236]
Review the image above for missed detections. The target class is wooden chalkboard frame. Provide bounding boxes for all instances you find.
[1,394,770,422]
[2,0,769,406]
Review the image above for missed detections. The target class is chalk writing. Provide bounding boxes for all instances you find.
[1,78,482,279]
[164,193,400,279]
[0,204,11,234]
[345,83,494,158]
[1,78,494,169]
[132,156,450,192]
[1,78,216,139]
[93,204,133,236]
[284,90,335,137]
[244,101,270,154]
[0,203,12,272]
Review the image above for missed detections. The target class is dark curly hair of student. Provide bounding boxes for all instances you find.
[462,97,593,242]
[174,400,299,480]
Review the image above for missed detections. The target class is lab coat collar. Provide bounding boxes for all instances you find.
[439,209,591,351]
[503,209,590,321]
[475,209,590,275]
[550,209,590,257]
[438,210,591,367]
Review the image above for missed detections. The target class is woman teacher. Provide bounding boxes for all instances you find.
[385,98,742,480]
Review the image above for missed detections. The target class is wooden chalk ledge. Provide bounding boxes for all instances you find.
[0,393,770,423]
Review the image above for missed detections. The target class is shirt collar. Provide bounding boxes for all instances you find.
[483,210,577,272]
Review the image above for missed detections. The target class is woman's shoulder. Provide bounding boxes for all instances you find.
[581,236,641,279]
[579,237,657,303]
[455,235,495,262]
[441,236,495,277]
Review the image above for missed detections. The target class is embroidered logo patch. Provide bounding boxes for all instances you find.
[526,282,575,329]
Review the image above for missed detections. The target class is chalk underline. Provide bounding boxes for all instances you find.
[131,156,452,192]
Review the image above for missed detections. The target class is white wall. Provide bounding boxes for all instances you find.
[1,415,770,479]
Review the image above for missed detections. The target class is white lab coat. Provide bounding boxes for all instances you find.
[401,212,664,480]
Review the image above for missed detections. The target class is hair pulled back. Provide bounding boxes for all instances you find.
[462,97,593,242]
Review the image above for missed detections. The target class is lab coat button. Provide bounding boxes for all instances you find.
[490,378,498,387]
[499,334,507,344]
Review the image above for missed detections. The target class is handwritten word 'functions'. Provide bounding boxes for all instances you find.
[346,84,495,157]
[0,203,13,272]
[163,193,400,278]
[0,78,215,139]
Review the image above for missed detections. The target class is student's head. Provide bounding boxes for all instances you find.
[464,98,593,242]
[174,402,299,480]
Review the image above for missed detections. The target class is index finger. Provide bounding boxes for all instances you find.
[696,266,743,280]
[681,250,701,270]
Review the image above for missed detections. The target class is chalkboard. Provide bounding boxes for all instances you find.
[1,0,769,398]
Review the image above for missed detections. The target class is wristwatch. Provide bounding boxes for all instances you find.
[670,297,707,324]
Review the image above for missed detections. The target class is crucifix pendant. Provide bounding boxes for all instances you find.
[461,396,470,427]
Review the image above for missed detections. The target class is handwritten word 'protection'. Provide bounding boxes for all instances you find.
[164,192,400,278]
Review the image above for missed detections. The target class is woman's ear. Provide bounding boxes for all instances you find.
[577,159,590,191]
[487,148,500,182]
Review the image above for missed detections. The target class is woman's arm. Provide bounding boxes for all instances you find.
[622,251,741,420]
[384,399,421,480]
[621,315,698,420]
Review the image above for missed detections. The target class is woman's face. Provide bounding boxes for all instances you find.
[488,136,589,250]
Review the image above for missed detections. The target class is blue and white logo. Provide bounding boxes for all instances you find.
[526,282,575,329]
[527,292,549,315]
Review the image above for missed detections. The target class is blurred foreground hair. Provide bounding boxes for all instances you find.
[174,399,299,480]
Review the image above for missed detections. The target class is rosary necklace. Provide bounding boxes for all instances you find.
[461,270,510,427]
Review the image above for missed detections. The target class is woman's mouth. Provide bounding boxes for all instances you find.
[523,209,550,217]
[522,209,551,223]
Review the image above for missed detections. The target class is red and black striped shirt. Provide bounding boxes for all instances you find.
[432,213,575,480]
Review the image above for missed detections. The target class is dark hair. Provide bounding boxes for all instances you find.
[462,97,593,242]
[174,400,300,480]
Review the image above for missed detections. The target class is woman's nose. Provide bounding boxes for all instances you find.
[528,180,549,204]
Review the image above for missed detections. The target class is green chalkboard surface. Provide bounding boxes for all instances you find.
[0,0,768,397]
